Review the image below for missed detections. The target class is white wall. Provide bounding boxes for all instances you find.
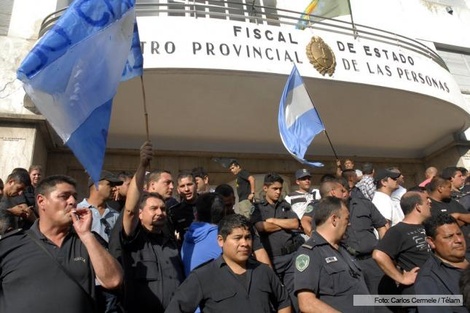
[350,0,470,49]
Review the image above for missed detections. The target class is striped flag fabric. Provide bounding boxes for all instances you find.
[17,0,143,185]
[278,65,325,167]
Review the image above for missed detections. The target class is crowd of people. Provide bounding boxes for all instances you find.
[1,146,470,313]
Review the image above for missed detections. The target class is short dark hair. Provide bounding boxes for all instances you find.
[458,167,468,176]
[228,160,240,167]
[215,184,234,197]
[35,175,76,197]
[146,170,171,185]
[263,173,283,186]
[427,176,449,193]
[192,166,208,179]
[7,170,31,187]
[139,192,166,211]
[320,174,337,183]
[196,193,225,224]
[314,196,344,227]
[117,171,133,181]
[400,191,424,215]
[424,213,459,239]
[441,167,461,180]
[176,171,195,184]
[341,169,356,181]
[218,214,251,240]
[362,163,374,175]
[319,180,341,198]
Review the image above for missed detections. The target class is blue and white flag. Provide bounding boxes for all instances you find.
[278,65,325,167]
[17,0,143,185]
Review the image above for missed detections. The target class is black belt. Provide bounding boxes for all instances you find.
[355,253,372,261]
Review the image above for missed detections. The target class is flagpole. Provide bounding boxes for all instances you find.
[140,75,150,142]
[323,129,339,161]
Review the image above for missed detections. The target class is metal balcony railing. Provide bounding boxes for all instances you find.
[39,0,448,71]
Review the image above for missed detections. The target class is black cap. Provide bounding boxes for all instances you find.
[295,169,311,180]
[374,169,401,182]
[88,170,123,187]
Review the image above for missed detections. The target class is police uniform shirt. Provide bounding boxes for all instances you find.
[120,224,185,313]
[165,256,291,313]
[294,232,372,313]
[250,200,298,256]
[0,222,95,313]
[344,197,387,255]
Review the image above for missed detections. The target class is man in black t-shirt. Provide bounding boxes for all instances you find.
[373,191,432,296]
[229,160,256,218]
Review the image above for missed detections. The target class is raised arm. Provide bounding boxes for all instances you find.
[72,207,123,289]
[122,141,153,236]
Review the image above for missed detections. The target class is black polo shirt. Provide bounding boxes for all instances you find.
[165,255,291,312]
[120,224,184,313]
[0,221,95,313]
[236,169,252,201]
[294,232,372,313]
[250,200,298,256]
[344,197,387,255]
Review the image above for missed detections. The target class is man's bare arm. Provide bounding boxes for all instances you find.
[266,218,299,230]
[372,249,418,285]
[122,141,153,236]
[298,291,339,313]
[301,216,313,236]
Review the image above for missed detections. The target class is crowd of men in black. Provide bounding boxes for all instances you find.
[2,145,470,313]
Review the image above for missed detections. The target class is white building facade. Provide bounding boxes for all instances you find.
[1,0,470,196]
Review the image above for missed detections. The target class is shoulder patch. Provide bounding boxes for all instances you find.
[305,204,314,214]
[295,254,310,272]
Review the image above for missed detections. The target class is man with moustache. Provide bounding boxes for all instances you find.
[114,142,184,313]
[414,214,469,313]
[0,175,123,313]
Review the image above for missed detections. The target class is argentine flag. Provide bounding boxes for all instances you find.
[17,0,143,185]
[278,65,325,167]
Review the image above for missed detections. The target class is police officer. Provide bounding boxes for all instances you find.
[294,197,372,313]
[166,214,292,313]
[251,173,302,308]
